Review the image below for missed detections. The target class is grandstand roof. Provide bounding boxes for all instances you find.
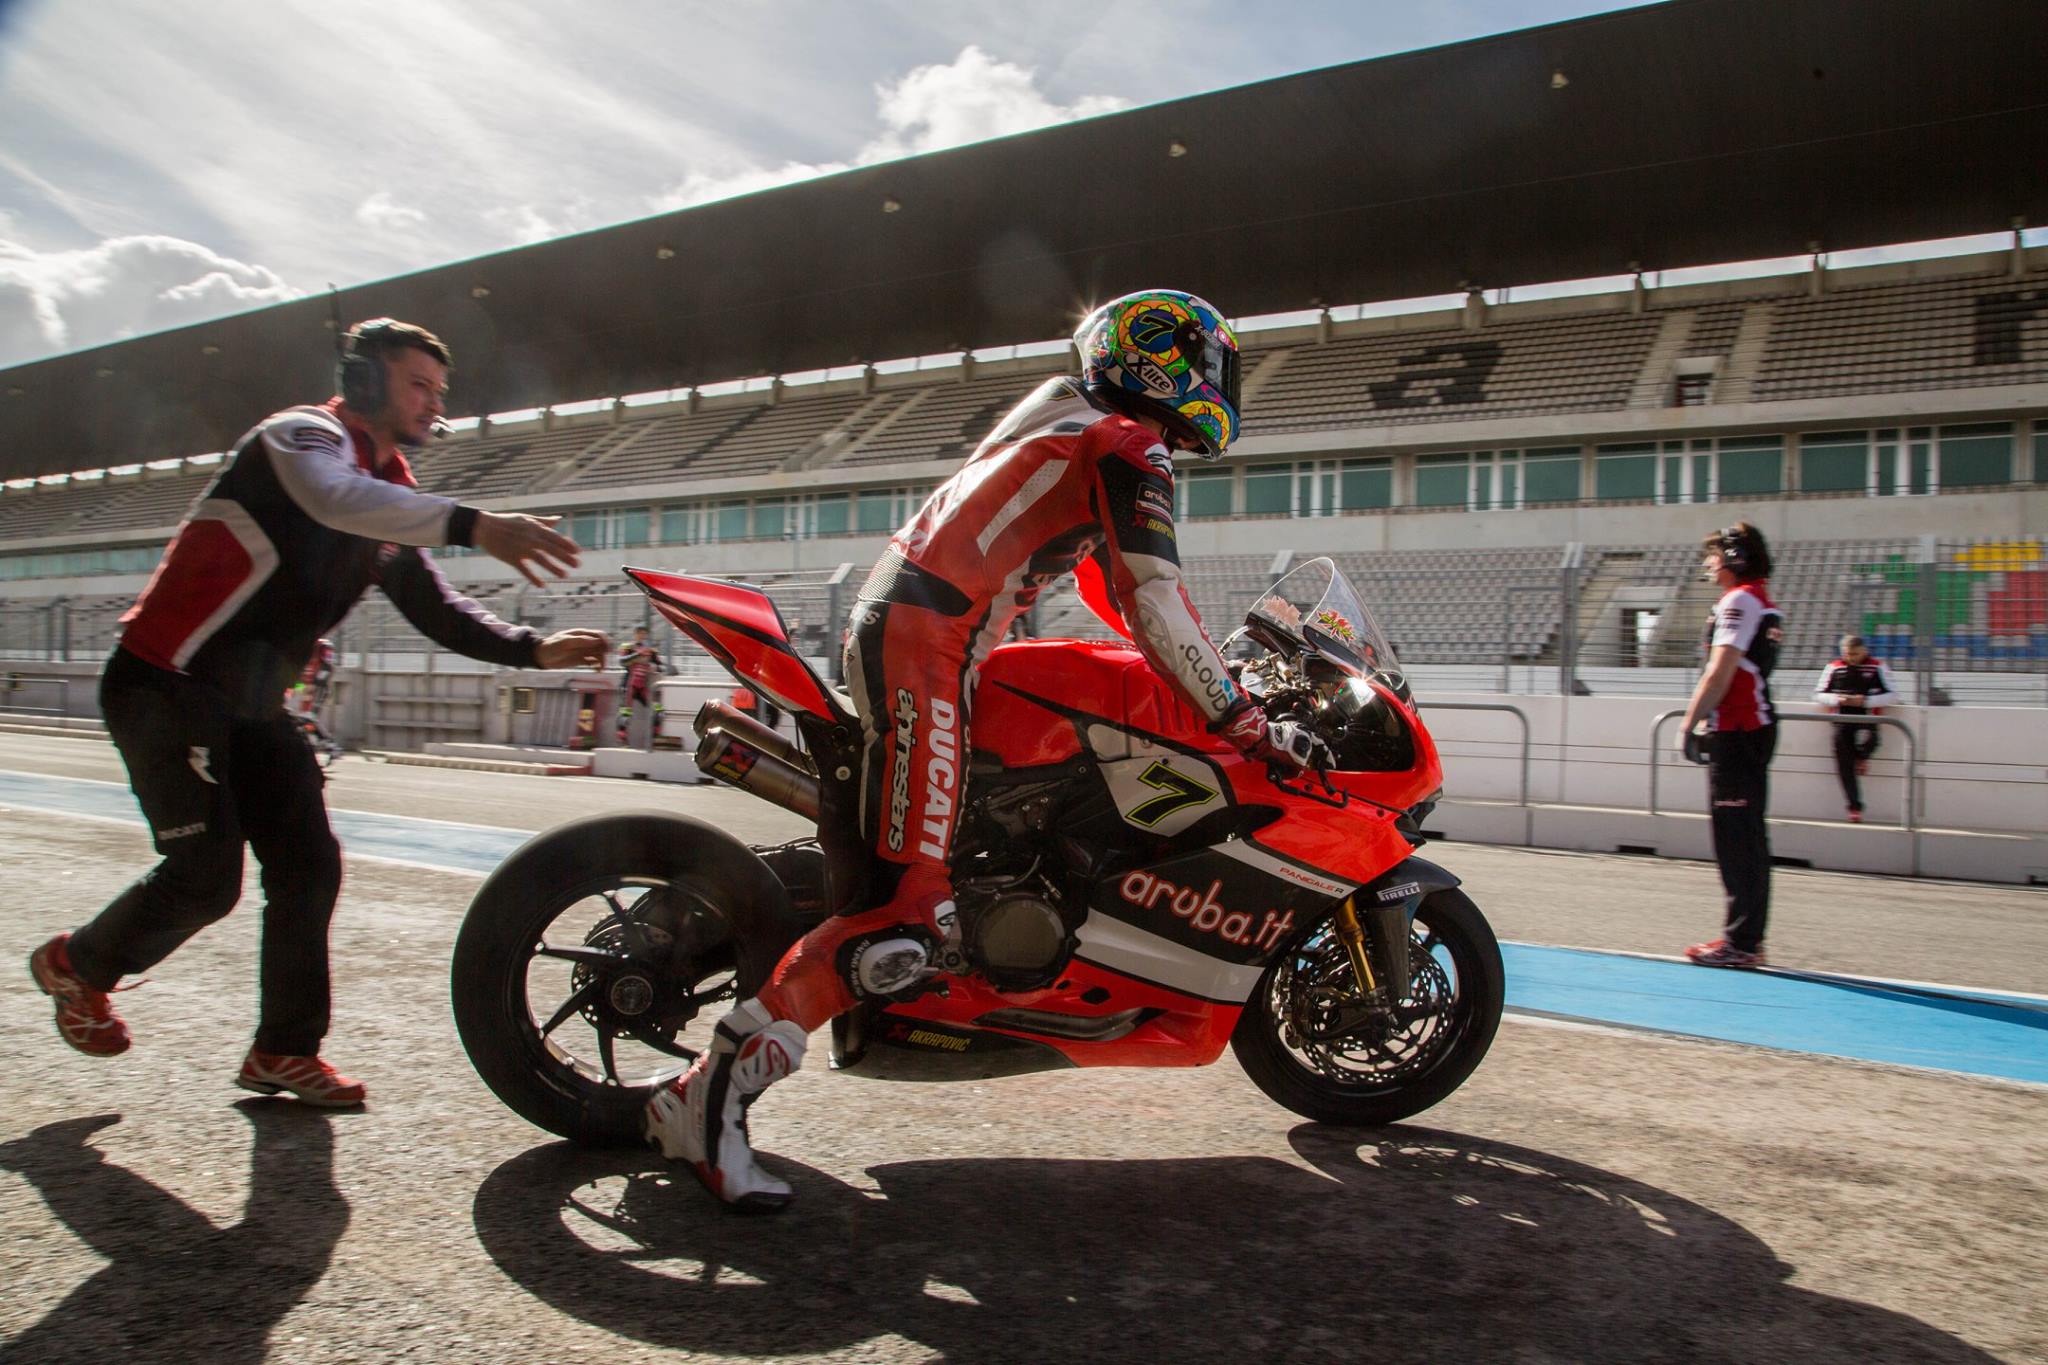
[5,0,2046,478]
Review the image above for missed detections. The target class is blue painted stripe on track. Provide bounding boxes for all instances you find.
[1501,944,2048,1086]
[4,768,2042,1084]
[0,768,529,875]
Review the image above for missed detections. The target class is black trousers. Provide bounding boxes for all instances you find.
[67,649,343,1055]
[1708,725,1777,953]
[1831,721,1880,813]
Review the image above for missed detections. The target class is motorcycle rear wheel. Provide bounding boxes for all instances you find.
[450,812,806,1146]
[1231,888,1504,1126]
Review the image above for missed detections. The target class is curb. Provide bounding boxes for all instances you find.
[365,750,592,777]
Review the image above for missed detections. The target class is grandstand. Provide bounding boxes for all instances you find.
[6,247,2044,709]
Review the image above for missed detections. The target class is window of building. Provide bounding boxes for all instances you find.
[812,493,850,536]
[659,504,696,544]
[1181,467,1234,518]
[620,508,652,547]
[1937,423,2012,489]
[1594,444,1656,501]
[1799,431,1869,494]
[1908,427,1934,495]
[856,490,896,533]
[1415,453,1470,508]
[1338,458,1392,511]
[1716,438,1783,497]
[753,498,786,540]
[1522,447,1581,504]
[714,500,750,542]
[1244,463,1293,515]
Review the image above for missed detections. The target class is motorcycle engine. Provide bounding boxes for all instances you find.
[960,890,1074,993]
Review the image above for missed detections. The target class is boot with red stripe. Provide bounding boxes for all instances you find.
[29,933,132,1057]
[236,1048,367,1107]
[644,997,807,1212]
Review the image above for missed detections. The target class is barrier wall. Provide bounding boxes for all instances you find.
[1422,692,2048,884]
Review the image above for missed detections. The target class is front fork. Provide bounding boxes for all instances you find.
[1332,894,1415,1004]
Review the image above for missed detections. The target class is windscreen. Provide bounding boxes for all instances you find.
[1246,557,1403,689]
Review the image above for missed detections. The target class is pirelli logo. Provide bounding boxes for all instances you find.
[907,1028,970,1052]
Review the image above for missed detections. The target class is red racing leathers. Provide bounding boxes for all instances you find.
[756,377,1254,1030]
[615,639,665,744]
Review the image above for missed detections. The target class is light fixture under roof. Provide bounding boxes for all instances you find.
[471,285,491,299]
[881,197,902,214]
[1167,140,1188,158]
[655,245,676,260]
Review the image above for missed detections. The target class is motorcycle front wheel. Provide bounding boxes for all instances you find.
[450,812,807,1146]
[1231,888,1504,1126]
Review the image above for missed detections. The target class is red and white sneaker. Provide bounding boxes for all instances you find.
[1685,938,1767,970]
[236,1049,367,1107]
[28,933,131,1057]
[1846,807,1864,824]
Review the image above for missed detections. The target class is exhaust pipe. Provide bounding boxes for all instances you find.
[694,699,815,774]
[694,704,821,820]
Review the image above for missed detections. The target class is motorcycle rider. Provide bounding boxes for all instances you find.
[289,637,340,763]
[615,624,666,747]
[646,289,1328,1208]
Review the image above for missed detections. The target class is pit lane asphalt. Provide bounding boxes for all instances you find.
[2,733,2043,1363]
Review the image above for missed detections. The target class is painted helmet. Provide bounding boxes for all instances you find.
[1075,289,1241,459]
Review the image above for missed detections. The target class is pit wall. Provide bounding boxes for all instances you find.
[1421,692,2048,884]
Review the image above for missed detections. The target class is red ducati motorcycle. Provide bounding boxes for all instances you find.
[451,557,1503,1143]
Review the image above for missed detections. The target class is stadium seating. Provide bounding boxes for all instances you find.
[64,471,212,534]
[1247,311,1664,434]
[1752,266,2048,403]
[833,372,1060,467]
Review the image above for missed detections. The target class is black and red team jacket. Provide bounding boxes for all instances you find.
[1813,656,1901,713]
[119,398,540,717]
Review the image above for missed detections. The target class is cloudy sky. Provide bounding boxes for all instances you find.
[0,0,1681,368]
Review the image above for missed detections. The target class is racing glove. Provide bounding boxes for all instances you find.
[1682,724,1713,766]
[1217,701,1332,774]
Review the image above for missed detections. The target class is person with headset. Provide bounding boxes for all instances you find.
[643,289,1329,1210]
[28,318,609,1105]
[1677,522,1783,970]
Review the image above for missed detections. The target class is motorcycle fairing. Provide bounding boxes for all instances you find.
[624,567,847,722]
[876,957,1243,1070]
[1082,842,1338,978]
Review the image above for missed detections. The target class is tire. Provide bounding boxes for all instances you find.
[450,811,807,1146]
[1231,888,1504,1126]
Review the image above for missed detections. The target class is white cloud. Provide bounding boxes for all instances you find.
[865,45,1126,161]
[482,196,616,248]
[355,192,428,235]
[0,234,298,366]
[652,46,1127,211]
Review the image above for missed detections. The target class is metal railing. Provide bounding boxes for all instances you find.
[0,673,67,715]
[1646,709,1921,831]
[1417,701,1532,807]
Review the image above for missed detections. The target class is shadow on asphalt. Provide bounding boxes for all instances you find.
[471,1124,1996,1364]
[0,1101,349,1364]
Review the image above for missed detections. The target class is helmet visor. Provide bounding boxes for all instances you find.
[1179,318,1240,411]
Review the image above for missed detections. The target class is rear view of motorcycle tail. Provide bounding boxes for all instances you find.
[449,557,1502,1159]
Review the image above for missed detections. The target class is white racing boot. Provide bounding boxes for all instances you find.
[644,998,808,1212]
